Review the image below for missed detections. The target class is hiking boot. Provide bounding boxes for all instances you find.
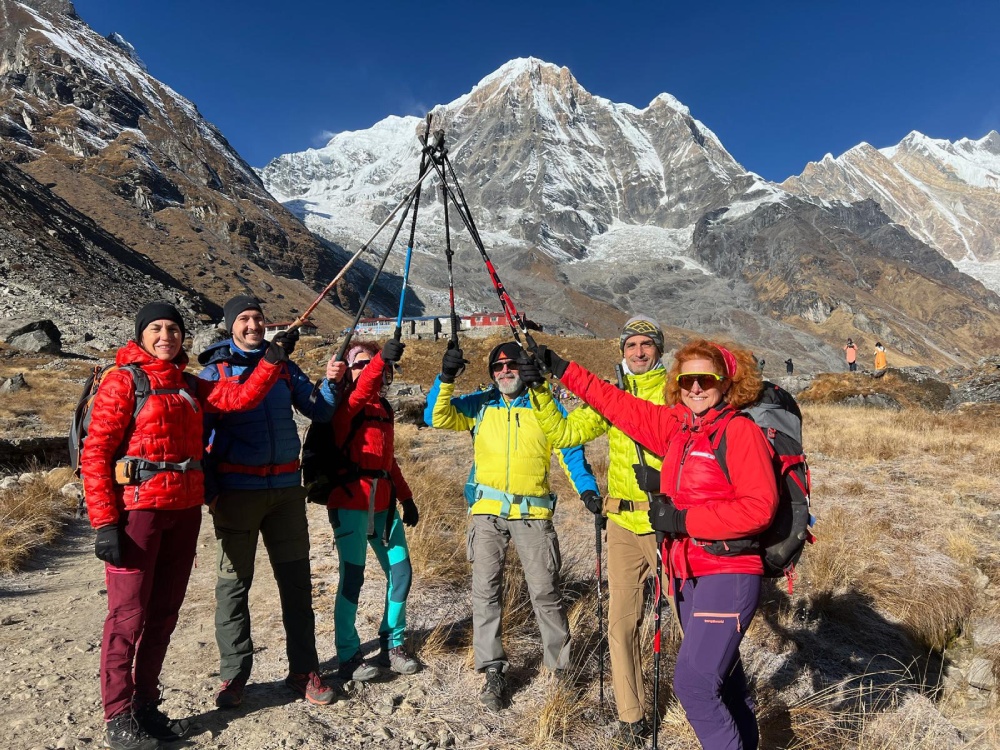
[336,652,380,682]
[479,665,507,712]
[285,671,336,705]
[377,646,421,675]
[105,711,162,750]
[134,700,191,742]
[618,717,651,747]
[214,676,247,709]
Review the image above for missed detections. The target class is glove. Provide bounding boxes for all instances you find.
[274,327,299,356]
[264,337,289,364]
[94,524,122,567]
[534,344,569,379]
[648,498,688,535]
[633,464,662,494]
[580,490,603,516]
[381,339,405,364]
[440,345,467,383]
[517,353,545,388]
[400,498,419,527]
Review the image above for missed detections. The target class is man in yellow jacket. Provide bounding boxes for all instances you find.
[424,341,599,712]
[528,315,667,745]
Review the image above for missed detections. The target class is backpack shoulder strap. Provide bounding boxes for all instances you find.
[708,409,752,483]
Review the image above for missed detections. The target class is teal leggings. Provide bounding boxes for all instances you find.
[329,507,412,661]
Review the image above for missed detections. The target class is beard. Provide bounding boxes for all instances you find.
[495,373,524,396]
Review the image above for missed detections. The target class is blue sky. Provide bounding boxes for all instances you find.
[73,0,1000,182]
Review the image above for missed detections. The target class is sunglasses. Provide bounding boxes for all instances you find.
[676,372,724,390]
[490,360,519,373]
[350,359,371,370]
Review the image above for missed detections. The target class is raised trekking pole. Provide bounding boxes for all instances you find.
[393,114,434,343]
[595,511,606,718]
[284,162,439,334]
[616,364,663,749]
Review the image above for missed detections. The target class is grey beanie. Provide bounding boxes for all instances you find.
[619,315,664,354]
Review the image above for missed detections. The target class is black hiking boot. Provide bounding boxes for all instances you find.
[105,711,162,750]
[134,699,191,742]
[479,665,507,712]
[618,717,651,747]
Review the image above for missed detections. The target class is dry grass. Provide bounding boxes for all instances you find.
[0,466,77,573]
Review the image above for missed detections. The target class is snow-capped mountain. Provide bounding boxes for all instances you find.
[261,58,1000,368]
[783,131,1000,291]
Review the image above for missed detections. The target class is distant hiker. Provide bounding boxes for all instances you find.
[423,341,600,712]
[529,339,778,750]
[523,316,668,744]
[844,338,858,372]
[82,300,286,750]
[785,358,794,375]
[874,342,887,371]
[758,357,765,374]
[325,340,421,681]
[199,296,344,709]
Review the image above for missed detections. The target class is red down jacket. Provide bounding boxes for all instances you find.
[81,340,280,528]
[327,352,411,513]
[560,361,778,580]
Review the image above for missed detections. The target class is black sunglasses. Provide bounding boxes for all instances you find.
[350,359,370,370]
[490,360,519,373]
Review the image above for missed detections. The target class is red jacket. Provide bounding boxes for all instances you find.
[327,352,411,512]
[81,341,280,528]
[560,362,778,580]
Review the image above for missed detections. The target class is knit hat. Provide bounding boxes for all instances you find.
[135,300,185,343]
[223,294,264,333]
[488,341,522,379]
[619,315,664,354]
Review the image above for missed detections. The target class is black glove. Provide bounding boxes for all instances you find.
[274,327,299,356]
[94,524,122,567]
[534,344,569,379]
[381,339,405,364]
[580,490,603,515]
[264,337,289,364]
[648,498,688,535]
[400,498,419,527]
[633,464,662,494]
[440,345,467,383]
[518,353,545,388]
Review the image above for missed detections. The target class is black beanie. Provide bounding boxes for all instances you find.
[223,295,264,333]
[135,300,186,342]
[488,341,522,379]
[619,315,664,354]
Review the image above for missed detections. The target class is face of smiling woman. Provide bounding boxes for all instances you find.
[140,319,183,361]
[677,357,730,415]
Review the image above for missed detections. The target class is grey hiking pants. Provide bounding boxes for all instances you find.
[212,486,318,682]
[467,514,570,673]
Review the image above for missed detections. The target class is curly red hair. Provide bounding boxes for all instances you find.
[665,338,762,409]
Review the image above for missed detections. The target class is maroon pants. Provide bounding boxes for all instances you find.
[101,507,201,721]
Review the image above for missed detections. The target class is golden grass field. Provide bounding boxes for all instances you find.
[1,335,999,748]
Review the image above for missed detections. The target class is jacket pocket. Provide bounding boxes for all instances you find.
[466,523,476,564]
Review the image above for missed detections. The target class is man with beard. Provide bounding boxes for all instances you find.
[423,341,599,712]
[520,316,668,745]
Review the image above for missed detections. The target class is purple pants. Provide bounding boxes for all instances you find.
[101,507,201,721]
[673,573,761,750]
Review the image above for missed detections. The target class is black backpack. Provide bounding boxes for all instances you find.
[710,382,815,590]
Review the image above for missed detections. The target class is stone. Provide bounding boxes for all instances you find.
[0,373,27,393]
[3,320,61,354]
[967,658,996,691]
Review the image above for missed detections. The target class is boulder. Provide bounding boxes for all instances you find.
[1,319,61,354]
[0,373,27,393]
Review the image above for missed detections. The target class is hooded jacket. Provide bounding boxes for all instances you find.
[81,341,281,528]
[197,339,336,494]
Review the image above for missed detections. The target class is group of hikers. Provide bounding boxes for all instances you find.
[844,338,888,372]
[81,296,784,750]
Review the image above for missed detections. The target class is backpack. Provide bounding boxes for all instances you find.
[710,381,816,591]
[69,363,198,518]
[301,397,394,505]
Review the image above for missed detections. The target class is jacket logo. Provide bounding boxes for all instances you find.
[689,451,716,460]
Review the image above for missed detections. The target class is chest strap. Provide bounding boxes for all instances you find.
[119,456,203,483]
[474,485,556,519]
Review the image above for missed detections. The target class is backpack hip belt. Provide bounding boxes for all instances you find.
[115,456,203,485]
[473,485,556,519]
[216,459,301,477]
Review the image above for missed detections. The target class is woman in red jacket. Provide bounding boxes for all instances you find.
[526,339,777,750]
[81,301,287,750]
[326,340,421,683]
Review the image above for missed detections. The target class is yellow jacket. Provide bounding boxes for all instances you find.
[530,366,666,535]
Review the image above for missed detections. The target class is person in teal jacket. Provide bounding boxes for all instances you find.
[423,341,599,712]
[529,315,668,745]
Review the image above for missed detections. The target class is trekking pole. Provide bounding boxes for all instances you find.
[595,511,606,717]
[439,151,466,377]
[425,138,541,356]
[615,364,662,749]
[285,159,439,333]
[393,114,434,343]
